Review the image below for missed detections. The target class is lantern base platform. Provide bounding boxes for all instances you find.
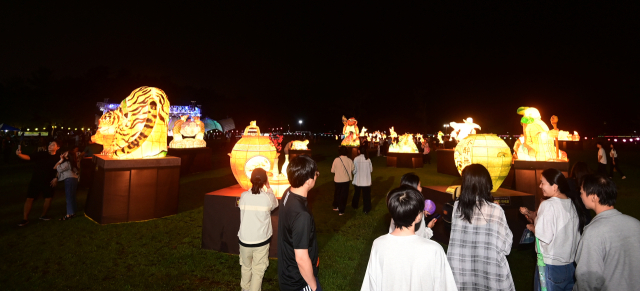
[85,155,181,224]
[436,149,460,176]
[386,152,423,168]
[289,149,312,161]
[423,186,535,250]
[202,184,281,258]
[514,160,569,209]
[167,147,213,176]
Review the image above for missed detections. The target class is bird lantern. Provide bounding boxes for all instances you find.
[453,134,512,192]
[229,121,289,197]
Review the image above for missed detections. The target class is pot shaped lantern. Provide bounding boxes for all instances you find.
[454,134,512,192]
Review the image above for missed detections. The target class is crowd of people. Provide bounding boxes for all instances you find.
[10,133,638,290]
[238,145,639,291]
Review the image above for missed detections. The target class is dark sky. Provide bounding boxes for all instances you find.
[2,2,639,135]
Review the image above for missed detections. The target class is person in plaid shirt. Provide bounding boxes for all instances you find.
[446,164,514,290]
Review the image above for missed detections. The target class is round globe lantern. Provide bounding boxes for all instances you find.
[229,122,278,190]
[453,134,512,192]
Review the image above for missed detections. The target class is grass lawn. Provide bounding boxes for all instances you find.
[1,140,639,290]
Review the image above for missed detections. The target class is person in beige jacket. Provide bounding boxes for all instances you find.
[238,168,279,291]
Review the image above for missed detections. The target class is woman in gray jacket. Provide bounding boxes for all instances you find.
[54,151,79,220]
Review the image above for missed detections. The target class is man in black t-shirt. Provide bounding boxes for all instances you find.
[278,155,322,291]
[16,140,61,226]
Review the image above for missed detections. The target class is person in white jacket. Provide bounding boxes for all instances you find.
[238,168,279,291]
[352,145,373,214]
[362,185,457,291]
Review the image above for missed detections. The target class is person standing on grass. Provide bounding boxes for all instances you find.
[519,168,588,291]
[55,151,79,221]
[16,140,61,226]
[596,142,607,175]
[361,185,457,291]
[331,146,354,216]
[447,164,514,291]
[352,145,373,214]
[573,174,640,291]
[278,155,322,291]
[389,173,438,239]
[608,143,626,179]
[422,139,431,164]
[238,168,279,291]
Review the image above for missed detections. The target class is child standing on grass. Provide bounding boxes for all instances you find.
[238,168,279,291]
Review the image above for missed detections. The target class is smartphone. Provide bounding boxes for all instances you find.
[432,214,442,220]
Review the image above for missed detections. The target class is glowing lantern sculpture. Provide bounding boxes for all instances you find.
[515,107,567,161]
[291,140,309,150]
[449,118,481,141]
[229,121,290,197]
[92,86,170,159]
[341,115,360,146]
[454,134,512,192]
[388,133,419,153]
[169,115,207,148]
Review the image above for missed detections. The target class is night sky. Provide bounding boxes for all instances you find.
[2,2,639,135]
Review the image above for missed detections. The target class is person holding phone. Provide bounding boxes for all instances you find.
[16,140,61,226]
[237,168,279,291]
[55,150,80,220]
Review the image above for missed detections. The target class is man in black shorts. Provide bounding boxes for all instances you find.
[278,155,322,291]
[17,140,61,226]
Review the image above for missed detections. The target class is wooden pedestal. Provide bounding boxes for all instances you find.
[514,160,569,209]
[436,149,460,176]
[167,147,213,176]
[84,155,181,224]
[386,152,423,168]
[424,186,535,249]
[202,185,280,257]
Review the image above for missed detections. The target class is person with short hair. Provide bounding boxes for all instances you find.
[447,164,515,290]
[237,168,278,291]
[361,185,457,291]
[596,142,607,175]
[331,146,354,215]
[608,143,626,179]
[278,155,322,291]
[573,175,640,291]
[16,140,61,226]
[388,173,437,239]
[352,145,373,214]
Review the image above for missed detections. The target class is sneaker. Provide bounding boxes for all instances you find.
[622,176,626,179]
[339,213,344,216]
[333,208,339,211]
[18,220,29,227]
[39,216,51,221]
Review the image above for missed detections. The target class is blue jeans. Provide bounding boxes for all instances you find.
[65,178,78,215]
[534,263,575,291]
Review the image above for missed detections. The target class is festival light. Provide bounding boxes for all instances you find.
[454,134,512,192]
[514,107,567,161]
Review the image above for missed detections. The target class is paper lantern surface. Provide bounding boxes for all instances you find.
[92,86,170,159]
[449,117,481,141]
[291,140,309,150]
[388,133,419,153]
[341,115,360,146]
[515,107,567,161]
[454,134,512,192]
[229,121,289,197]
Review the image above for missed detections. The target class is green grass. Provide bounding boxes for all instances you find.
[1,141,639,290]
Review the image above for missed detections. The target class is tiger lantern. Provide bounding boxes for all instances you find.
[92,86,171,159]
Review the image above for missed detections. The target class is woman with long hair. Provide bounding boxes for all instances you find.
[237,168,278,291]
[352,145,373,214]
[54,151,79,220]
[388,173,438,239]
[520,168,585,290]
[447,164,514,290]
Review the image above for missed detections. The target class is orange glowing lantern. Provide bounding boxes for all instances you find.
[229,121,289,197]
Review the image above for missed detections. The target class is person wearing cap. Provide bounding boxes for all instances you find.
[238,168,279,291]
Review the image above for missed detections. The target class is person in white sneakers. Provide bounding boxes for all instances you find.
[237,168,279,291]
[361,185,457,291]
[608,143,626,179]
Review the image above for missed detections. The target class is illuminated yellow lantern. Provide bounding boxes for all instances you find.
[229,121,279,191]
[454,134,512,192]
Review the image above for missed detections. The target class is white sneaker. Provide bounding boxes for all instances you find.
[622,176,626,179]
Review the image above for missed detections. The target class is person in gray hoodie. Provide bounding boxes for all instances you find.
[573,174,640,291]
